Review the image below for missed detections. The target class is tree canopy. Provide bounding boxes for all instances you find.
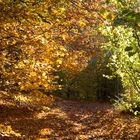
[0,0,140,113]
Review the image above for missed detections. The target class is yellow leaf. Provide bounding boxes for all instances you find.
[62,34,66,40]
[42,72,46,76]
[56,59,62,64]
[44,83,48,87]
[12,40,16,45]
[20,86,25,90]
[60,8,65,12]
[79,20,86,26]
[30,72,37,76]
[137,22,140,27]
[42,106,50,111]
[18,61,25,68]
[59,52,65,57]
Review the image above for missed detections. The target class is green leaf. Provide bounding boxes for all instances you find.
[125,46,133,51]
[134,111,138,115]
[106,0,111,4]
[113,18,126,25]
[100,7,107,15]
[121,9,131,15]
[128,52,136,57]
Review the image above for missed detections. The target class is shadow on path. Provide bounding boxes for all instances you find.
[0,99,140,140]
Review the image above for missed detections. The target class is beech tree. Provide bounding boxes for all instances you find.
[0,0,105,92]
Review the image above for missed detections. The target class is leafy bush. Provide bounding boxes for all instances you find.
[101,0,140,114]
[115,92,140,115]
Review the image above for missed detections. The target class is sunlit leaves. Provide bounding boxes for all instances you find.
[0,124,21,138]
[0,0,105,92]
[102,0,140,114]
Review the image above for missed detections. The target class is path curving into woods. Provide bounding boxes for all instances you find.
[0,96,140,140]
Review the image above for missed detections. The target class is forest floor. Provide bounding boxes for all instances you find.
[0,91,140,140]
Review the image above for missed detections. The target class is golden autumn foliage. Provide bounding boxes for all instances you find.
[0,1,140,139]
[0,0,105,92]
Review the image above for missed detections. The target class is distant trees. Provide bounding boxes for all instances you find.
[57,53,123,100]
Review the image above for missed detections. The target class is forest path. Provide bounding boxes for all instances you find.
[0,95,140,140]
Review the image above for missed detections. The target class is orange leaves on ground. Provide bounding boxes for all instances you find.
[0,96,140,139]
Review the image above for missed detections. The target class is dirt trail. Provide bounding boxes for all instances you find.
[0,98,140,140]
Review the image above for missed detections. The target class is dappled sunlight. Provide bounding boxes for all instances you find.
[39,128,54,137]
[34,111,48,119]
[0,0,140,139]
[0,124,21,138]
[0,99,15,107]
[13,94,31,103]
[72,122,87,132]
[0,93,140,139]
